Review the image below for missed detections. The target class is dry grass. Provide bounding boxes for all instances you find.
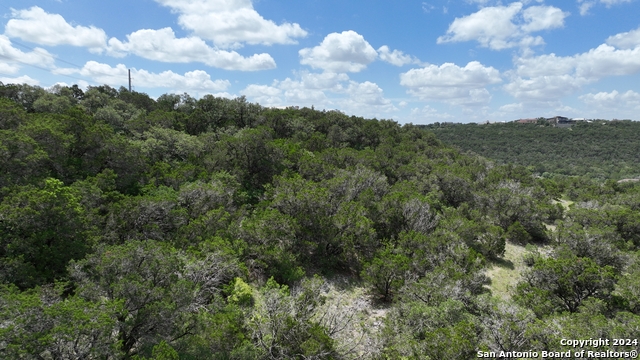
[554,198,574,210]
[484,242,529,300]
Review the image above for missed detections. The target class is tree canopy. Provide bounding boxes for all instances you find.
[1,82,639,359]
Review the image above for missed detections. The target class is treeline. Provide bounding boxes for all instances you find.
[423,121,640,180]
[1,83,639,359]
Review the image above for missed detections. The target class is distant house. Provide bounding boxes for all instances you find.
[546,116,570,124]
[545,116,575,127]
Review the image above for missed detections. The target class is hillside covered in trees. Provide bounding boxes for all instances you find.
[424,121,640,180]
[1,83,639,359]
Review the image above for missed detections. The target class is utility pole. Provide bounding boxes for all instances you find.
[128,69,132,92]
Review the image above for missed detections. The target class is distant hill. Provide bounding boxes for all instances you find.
[422,120,640,180]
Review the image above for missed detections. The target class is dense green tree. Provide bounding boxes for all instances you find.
[614,253,640,314]
[0,283,123,359]
[2,84,639,357]
[361,245,410,301]
[0,83,46,112]
[80,87,113,114]
[33,92,73,114]
[0,179,90,288]
[0,98,27,130]
[248,277,336,359]
[515,251,617,316]
[0,130,48,188]
[554,221,625,271]
[478,296,535,354]
[69,240,240,358]
[425,121,640,180]
[117,87,156,113]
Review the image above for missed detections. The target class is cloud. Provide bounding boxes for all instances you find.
[340,81,396,115]
[578,0,632,15]
[606,26,640,49]
[521,5,568,32]
[0,35,56,70]
[241,71,395,117]
[154,0,307,48]
[498,102,525,113]
[400,61,502,106]
[578,1,596,15]
[276,72,347,105]
[241,71,345,108]
[580,90,640,109]
[0,74,40,86]
[0,62,20,74]
[299,31,378,73]
[504,75,587,100]
[506,36,640,101]
[437,3,568,50]
[54,61,230,94]
[106,28,275,71]
[241,84,282,106]
[599,0,633,6]
[409,105,454,123]
[377,46,421,66]
[438,3,523,49]
[290,71,349,91]
[5,6,107,52]
[422,2,436,13]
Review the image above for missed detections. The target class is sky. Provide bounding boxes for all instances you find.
[1,0,640,123]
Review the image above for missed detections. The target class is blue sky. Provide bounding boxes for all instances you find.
[1,0,639,123]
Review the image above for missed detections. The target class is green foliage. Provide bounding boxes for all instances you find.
[0,130,48,188]
[249,276,337,359]
[0,82,46,112]
[228,277,254,307]
[613,253,640,314]
[0,97,28,129]
[69,240,240,357]
[2,84,639,357]
[33,92,73,114]
[361,245,410,301]
[0,178,90,288]
[515,250,617,316]
[426,120,640,180]
[506,221,532,245]
[478,296,535,353]
[382,298,480,359]
[0,283,124,359]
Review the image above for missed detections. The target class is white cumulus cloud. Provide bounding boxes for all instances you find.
[154,0,307,48]
[400,61,502,106]
[521,5,568,32]
[242,84,282,106]
[580,90,640,109]
[5,6,107,52]
[299,31,378,73]
[241,70,395,117]
[409,105,454,122]
[606,26,640,49]
[437,2,568,50]
[578,0,632,15]
[0,35,56,71]
[54,61,230,94]
[377,46,422,66]
[277,72,347,105]
[506,35,640,101]
[340,81,396,115]
[106,28,276,71]
[504,74,587,101]
[0,74,40,86]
